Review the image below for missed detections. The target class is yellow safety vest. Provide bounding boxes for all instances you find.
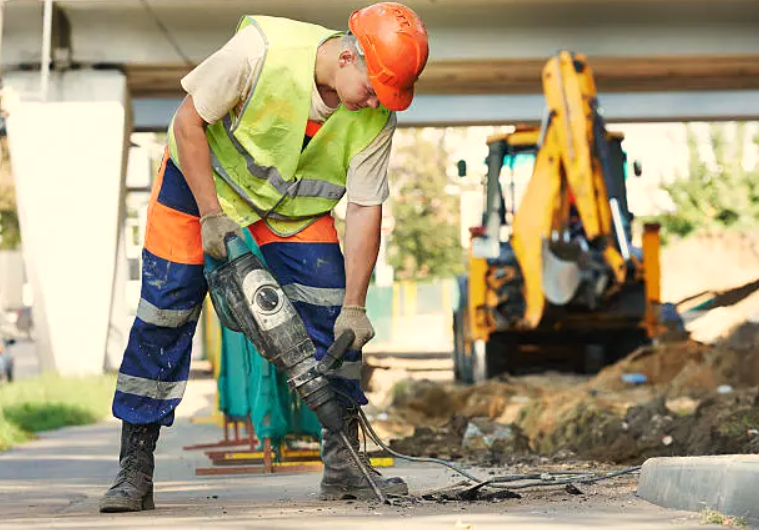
[167,15,391,235]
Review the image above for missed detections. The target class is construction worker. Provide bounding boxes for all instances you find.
[99,2,429,513]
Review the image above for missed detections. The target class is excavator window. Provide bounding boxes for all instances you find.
[500,149,538,225]
[484,134,635,240]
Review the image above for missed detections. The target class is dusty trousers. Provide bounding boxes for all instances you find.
[111,151,366,427]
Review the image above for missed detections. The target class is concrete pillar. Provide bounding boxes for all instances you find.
[0,250,24,312]
[5,69,130,376]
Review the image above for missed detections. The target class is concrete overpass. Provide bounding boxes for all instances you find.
[2,0,759,377]
[4,0,759,126]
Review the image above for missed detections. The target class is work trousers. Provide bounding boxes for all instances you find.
[112,152,366,426]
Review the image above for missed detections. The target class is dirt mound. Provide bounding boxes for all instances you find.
[586,340,712,392]
[662,230,759,303]
[584,322,759,396]
[379,313,759,467]
[388,387,759,465]
[548,389,759,464]
[388,416,470,461]
[388,415,533,465]
[390,378,546,427]
[384,323,759,465]
[666,322,759,394]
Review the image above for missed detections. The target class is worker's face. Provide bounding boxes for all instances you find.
[336,50,380,111]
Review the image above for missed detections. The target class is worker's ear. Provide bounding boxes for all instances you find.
[338,48,358,68]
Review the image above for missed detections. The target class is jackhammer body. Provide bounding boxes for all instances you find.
[204,234,386,502]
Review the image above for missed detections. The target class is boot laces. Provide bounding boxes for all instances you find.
[334,391,382,477]
[352,411,381,476]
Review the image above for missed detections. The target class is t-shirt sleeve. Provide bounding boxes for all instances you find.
[180,26,264,124]
[345,112,397,206]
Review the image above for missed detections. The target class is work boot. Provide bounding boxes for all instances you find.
[99,421,161,513]
[320,406,408,500]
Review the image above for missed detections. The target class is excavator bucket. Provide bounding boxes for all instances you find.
[541,239,582,305]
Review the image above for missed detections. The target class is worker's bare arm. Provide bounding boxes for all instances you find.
[343,203,382,307]
[172,95,223,217]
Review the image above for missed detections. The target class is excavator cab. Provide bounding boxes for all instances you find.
[488,129,636,251]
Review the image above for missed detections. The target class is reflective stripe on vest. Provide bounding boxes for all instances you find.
[218,114,346,202]
[167,15,390,231]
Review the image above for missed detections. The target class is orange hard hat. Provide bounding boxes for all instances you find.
[348,2,429,112]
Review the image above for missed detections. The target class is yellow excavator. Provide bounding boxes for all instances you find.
[453,51,680,383]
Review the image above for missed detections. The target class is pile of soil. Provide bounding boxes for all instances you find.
[383,323,759,465]
[389,378,546,428]
[661,230,759,304]
[387,387,759,465]
[586,322,759,397]
[387,417,541,468]
[543,389,759,464]
[585,340,712,392]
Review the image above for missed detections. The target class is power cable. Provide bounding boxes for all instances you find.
[338,390,641,498]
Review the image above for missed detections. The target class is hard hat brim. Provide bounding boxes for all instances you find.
[372,79,414,112]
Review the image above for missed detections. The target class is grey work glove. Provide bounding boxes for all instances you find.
[199,211,244,260]
[334,305,375,351]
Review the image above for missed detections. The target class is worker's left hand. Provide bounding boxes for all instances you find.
[334,306,375,351]
[200,211,244,260]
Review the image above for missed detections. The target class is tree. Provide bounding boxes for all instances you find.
[0,134,21,250]
[655,122,759,242]
[386,128,465,281]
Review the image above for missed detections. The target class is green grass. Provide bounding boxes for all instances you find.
[0,373,116,451]
[701,508,747,528]
[718,410,759,439]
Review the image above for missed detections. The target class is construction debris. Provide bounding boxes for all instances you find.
[461,418,530,454]
[374,319,759,466]
[360,233,759,468]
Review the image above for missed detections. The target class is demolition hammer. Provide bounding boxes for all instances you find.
[203,234,387,503]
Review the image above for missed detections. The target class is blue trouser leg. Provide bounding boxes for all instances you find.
[112,155,207,426]
[112,250,207,426]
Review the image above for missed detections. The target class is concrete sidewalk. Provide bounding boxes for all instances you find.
[0,378,730,529]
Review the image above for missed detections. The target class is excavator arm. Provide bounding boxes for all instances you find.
[455,50,666,384]
[511,51,628,328]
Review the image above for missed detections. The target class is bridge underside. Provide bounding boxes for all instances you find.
[5,0,759,125]
[122,54,759,100]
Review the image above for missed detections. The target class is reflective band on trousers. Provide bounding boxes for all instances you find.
[281,283,357,378]
[116,373,187,401]
[282,283,345,307]
[136,298,201,328]
[221,116,346,201]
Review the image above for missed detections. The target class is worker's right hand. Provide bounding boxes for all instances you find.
[199,211,244,260]
[334,306,375,351]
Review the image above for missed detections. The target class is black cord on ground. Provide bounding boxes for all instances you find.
[339,391,641,493]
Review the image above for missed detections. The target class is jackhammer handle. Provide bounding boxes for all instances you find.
[317,330,356,374]
[329,330,355,358]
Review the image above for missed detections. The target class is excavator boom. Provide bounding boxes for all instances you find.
[511,51,627,327]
